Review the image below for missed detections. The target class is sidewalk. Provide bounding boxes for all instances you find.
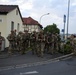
[0,51,74,68]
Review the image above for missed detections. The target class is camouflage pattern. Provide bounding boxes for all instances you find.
[21,30,29,54]
[30,31,37,55]
[6,29,62,56]
[46,33,52,54]
[0,32,3,53]
[7,31,16,54]
[37,31,45,57]
[16,31,22,52]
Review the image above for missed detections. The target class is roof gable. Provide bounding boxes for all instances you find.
[0,5,18,14]
[23,17,43,28]
[0,5,23,22]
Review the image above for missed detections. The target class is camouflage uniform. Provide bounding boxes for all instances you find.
[16,31,22,52]
[37,31,45,57]
[30,31,37,55]
[14,30,17,51]
[46,33,52,54]
[70,35,76,53]
[21,30,29,54]
[57,34,61,51]
[51,33,55,54]
[54,33,59,53]
[7,31,16,54]
[0,32,3,53]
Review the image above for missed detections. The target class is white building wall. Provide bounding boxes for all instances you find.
[0,8,23,47]
[0,15,7,37]
[5,8,23,47]
[24,25,42,33]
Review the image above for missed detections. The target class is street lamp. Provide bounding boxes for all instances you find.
[39,13,50,24]
[66,0,70,39]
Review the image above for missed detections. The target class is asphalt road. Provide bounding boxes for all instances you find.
[0,56,76,75]
[0,51,62,67]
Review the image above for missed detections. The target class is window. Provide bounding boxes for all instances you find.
[11,21,14,31]
[16,9,18,15]
[0,19,2,22]
[17,23,19,32]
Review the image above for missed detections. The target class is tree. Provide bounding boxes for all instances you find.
[44,23,60,34]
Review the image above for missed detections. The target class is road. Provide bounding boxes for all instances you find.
[0,56,76,75]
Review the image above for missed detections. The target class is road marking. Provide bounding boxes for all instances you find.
[60,56,72,60]
[20,71,38,75]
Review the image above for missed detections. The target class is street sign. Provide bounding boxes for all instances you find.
[62,29,64,32]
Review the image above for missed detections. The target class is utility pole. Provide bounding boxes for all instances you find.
[66,0,70,39]
[63,15,66,41]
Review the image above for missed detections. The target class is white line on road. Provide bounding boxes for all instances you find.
[20,71,38,75]
[61,56,72,61]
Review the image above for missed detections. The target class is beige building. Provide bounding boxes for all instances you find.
[23,17,43,33]
[0,5,23,47]
[0,5,43,48]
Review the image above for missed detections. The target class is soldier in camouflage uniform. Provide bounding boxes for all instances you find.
[21,30,29,54]
[16,31,22,53]
[46,33,52,54]
[51,33,55,54]
[70,35,76,53]
[57,33,61,51]
[30,31,37,55]
[37,31,45,57]
[7,31,16,54]
[0,32,4,53]
[54,33,59,53]
[14,29,17,51]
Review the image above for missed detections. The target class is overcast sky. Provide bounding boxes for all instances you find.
[0,0,76,34]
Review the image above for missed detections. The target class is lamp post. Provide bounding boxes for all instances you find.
[66,0,70,39]
[39,13,50,24]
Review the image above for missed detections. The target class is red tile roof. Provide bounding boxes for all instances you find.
[0,5,23,22]
[23,17,43,28]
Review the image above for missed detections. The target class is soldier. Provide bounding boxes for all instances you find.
[70,35,76,52]
[46,33,52,54]
[51,33,55,54]
[16,31,22,52]
[7,30,16,54]
[54,33,59,53]
[57,33,61,51]
[0,32,4,53]
[37,31,45,57]
[30,31,37,55]
[21,30,29,54]
[14,29,17,51]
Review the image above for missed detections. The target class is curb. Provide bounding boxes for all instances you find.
[52,53,74,60]
[0,53,74,71]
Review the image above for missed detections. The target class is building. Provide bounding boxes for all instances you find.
[0,5,23,47]
[23,17,43,33]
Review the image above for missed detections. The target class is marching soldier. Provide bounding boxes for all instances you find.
[54,33,59,53]
[30,31,37,55]
[16,31,22,52]
[51,33,55,54]
[7,31,16,54]
[0,32,4,53]
[21,30,29,54]
[46,33,52,54]
[37,31,45,57]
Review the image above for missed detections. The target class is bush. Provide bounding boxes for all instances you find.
[63,44,72,54]
[59,41,72,54]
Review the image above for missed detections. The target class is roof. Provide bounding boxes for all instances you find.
[23,17,43,28]
[0,5,23,22]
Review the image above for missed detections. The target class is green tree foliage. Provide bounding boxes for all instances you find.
[44,23,60,34]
